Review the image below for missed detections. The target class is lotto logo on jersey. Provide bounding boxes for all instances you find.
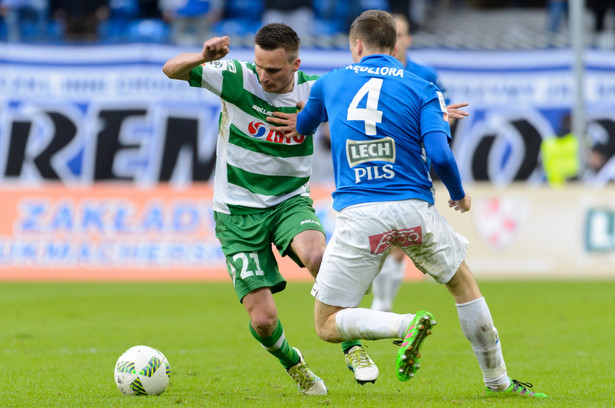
[248,121,268,137]
[247,121,306,145]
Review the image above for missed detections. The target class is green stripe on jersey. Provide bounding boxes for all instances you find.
[189,65,203,87]
[227,164,309,196]
[229,124,313,158]
[296,70,320,85]
[220,61,245,102]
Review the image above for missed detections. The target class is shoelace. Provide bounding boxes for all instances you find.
[512,379,534,390]
[348,348,371,368]
[289,363,315,389]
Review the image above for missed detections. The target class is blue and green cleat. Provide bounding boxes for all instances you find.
[396,311,436,382]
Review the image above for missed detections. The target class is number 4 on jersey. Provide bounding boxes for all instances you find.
[347,78,384,136]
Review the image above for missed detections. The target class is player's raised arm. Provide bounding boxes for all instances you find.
[162,36,230,81]
[423,130,470,213]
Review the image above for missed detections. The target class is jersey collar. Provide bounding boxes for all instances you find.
[359,54,404,69]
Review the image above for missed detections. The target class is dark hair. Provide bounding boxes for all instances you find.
[350,10,397,52]
[254,23,300,61]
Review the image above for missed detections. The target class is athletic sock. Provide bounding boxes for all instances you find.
[335,308,409,341]
[249,319,299,369]
[456,297,509,389]
[341,340,362,354]
[371,256,405,312]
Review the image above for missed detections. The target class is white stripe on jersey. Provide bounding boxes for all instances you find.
[226,145,312,178]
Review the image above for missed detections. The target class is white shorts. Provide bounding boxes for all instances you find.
[311,199,469,308]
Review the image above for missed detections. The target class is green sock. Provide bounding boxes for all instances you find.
[341,340,362,354]
[249,319,300,369]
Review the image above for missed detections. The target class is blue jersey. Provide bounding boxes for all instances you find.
[298,54,459,211]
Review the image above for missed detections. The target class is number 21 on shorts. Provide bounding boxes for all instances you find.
[227,251,264,284]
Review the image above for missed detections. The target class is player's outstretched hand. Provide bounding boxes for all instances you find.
[446,102,470,120]
[448,194,471,213]
[202,36,230,62]
[267,102,305,138]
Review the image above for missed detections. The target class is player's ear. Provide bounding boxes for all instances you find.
[292,58,301,72]
[355,39,364,57]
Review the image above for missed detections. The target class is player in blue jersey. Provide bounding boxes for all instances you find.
[370,13,470,313]
[370,12,461,313]
[291,10,549,397]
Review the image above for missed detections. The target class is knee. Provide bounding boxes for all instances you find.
[302,250,323,278]
[250,309,278,337]
[314,318,341,343]
[314,324,337,343]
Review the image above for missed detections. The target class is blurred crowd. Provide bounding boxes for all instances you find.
[0,0,409,45]
[3,0,612,47]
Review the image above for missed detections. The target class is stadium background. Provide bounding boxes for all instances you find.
[1,0,615,281]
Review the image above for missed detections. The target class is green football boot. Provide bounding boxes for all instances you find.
[396,311,436,382]
[486,378,549,398]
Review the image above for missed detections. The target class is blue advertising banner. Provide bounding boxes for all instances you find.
[1,44,615,186]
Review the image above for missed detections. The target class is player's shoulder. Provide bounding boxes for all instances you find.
[296,70,320,85]
[406,58,439,84]
[319,64,358,81]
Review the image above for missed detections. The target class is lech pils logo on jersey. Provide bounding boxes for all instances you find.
[346,137,396,168]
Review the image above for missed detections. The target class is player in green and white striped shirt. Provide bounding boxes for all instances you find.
[163,23,378,395]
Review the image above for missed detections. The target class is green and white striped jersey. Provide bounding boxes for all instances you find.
[189,59,318,215]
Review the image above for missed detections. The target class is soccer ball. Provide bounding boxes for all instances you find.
[114,345,171,396]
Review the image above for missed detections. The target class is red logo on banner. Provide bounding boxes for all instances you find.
[474,196,528,250]
[369,226,423,254]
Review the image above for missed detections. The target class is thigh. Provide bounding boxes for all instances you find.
[272,195,325,266]
[401,203,469,284]
[311,205,388,308]
[214,212,286,302]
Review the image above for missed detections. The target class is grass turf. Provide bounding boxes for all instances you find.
[1,280,614,407]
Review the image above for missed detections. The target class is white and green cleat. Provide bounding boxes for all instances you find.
[287,348,327,396]
[345,345,379,384]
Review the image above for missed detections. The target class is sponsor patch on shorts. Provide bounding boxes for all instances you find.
[368,226,422,254]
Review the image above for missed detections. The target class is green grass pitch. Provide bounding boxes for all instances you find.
[1,280,614,407]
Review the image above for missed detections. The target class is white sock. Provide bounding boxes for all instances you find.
[456,297,510,390]
[335,308,412,341]
[371,256,405,312]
